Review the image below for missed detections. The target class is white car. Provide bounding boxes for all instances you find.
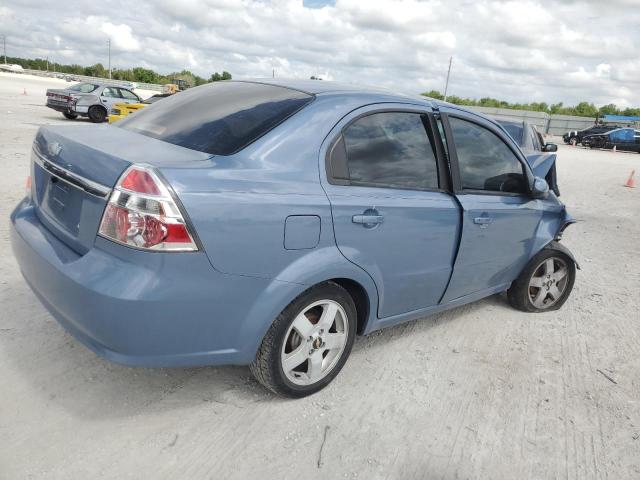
[0,63,24,73]
[45,82,142,122]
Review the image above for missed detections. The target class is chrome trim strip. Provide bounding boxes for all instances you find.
[32,147,112,198]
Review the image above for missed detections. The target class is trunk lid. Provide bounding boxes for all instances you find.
[31,125,211,254]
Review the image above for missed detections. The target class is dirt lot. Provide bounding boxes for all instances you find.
[1,73,639,480]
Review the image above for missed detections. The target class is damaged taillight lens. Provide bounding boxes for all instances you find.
[98,165,198,251]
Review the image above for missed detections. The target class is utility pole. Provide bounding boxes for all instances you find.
[272,68,275,79]
[1,35,6,64]
[46,56,49,71]
[107,38,111,79]
[443,56,453,102]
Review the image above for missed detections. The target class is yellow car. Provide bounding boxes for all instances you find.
[108,94,170,123]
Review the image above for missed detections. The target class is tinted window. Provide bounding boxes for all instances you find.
[449,117,527,194]
[498,121,523,146]
[119,82,314,155]
[529,127,542,151]
[68,83,98,93]
[342,112,439,190]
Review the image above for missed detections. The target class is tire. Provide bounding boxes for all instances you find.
[250,282,357,398]
[508,247,576,313]
[88,105,107,123]
[570,137,578,146]
[63,112,78,120]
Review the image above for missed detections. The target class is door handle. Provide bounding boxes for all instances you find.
[473,216,493,226]
[352,208,384,228]
[352,214,384,224]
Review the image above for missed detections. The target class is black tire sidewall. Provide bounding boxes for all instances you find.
[264,283,357,398]
[88,106,106,123]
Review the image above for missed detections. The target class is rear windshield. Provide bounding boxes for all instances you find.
[118,82,314,155]
[68,83,99,93]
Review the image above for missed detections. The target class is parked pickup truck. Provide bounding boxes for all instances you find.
[46,82,142,123]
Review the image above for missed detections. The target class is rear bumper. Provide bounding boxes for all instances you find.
[10,198,275,367]
[46,102,76,114]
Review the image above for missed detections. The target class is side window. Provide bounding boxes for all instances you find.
[119,89,139,101]
[102,87,121,98]
[449,117,527,194]
[530,127,542,151]
[340,112,439,190]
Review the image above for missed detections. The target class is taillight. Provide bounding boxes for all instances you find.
[98,165,198,252]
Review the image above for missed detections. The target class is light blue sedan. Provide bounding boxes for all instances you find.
[10,80,578,397]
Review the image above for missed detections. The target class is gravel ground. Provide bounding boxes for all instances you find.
[1,73,639,480]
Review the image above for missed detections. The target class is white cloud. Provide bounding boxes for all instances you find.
[1,0,639,107]
[100,21,141,52]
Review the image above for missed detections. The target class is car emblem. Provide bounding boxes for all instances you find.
[48,142,62,157]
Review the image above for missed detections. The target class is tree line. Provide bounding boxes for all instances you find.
[4,56,231,87]
[422,90,640,119]
[5,56,638,117]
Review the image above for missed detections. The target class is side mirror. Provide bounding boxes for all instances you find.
[543,143,558,152]
[532,177,549,199]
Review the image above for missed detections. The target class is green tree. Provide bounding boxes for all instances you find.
[210,71,232,82]
[421,90,444,100]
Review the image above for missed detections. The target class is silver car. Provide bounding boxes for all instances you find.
[45,82,142,123]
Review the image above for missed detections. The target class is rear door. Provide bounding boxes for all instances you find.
[439,109,543,302]
[321,105,460,318]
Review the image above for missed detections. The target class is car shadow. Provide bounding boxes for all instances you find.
[3,273,509,420]
[350,293,507,355]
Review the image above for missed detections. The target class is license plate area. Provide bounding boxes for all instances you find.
[38,170,84,237]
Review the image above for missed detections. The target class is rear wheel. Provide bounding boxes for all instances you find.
[88,106,107,123]
[508,248,576,313]
[63,112,78,120]
[250,282,357,397]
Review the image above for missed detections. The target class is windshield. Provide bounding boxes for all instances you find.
[68,83,99,93]
[119,82,314,155]
[498,121,524,146]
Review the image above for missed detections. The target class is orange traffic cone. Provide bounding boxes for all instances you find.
[625,169,636,188]
[22,88,27,95]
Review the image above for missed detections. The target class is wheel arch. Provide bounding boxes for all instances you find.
[238,257,378,363]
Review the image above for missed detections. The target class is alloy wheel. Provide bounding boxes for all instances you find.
[528,257,569,309]
[280,299,349,386]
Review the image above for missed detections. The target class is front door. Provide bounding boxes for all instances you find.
[322,107,460,318]
[439,110,544,302]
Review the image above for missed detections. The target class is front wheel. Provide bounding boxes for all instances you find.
[250,282,357,397]
[508,248,576,313]
[570,137,578,146]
